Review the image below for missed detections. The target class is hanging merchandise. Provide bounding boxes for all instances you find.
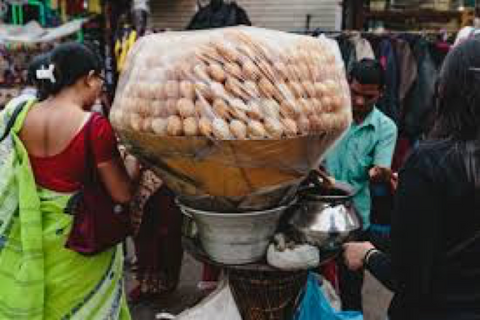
[394,38,417,116]
[327,30,455,139]
[403,38,438,141]
[66,0,84,16]
[294,273,363,320]
[0,43,49,108]
[349,32,375,61]
[88,0,102,14]
[336,35,357,73]
[60,0,67,22]
[50,0,59,10]
[377,38,400,124]
[114,26,137,73]
[103,0,117,106]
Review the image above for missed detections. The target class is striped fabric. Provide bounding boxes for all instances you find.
[0,101,131,320]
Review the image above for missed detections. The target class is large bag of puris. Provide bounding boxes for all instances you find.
[110,26,351,211]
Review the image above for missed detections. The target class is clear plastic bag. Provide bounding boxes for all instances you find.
[111,27,351,139]
[110,27,352,211]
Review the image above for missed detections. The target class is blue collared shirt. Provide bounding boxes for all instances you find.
[324,107,398,229]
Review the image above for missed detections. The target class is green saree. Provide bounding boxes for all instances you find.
[0,101,131,320]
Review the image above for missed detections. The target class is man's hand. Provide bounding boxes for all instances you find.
[369,166,392,183]
[343,242,375,271]
[390,172,399,191]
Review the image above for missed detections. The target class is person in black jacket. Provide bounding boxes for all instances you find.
[343,38,480,320]
[186,0,251,30]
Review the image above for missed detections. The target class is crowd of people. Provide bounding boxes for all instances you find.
[3,3,480,319]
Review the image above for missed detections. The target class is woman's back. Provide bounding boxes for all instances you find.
[391,139,480,318]
[20,102,120,193]
[20,101,88,159]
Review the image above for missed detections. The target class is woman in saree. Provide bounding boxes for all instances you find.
[0,42,135,319]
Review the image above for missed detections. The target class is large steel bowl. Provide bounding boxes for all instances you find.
[177,200,291,264]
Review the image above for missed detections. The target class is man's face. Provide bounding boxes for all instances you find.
[349,79,382,118]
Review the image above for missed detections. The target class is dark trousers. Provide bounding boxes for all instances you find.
[134,186,184,290]
[339,227,391,311]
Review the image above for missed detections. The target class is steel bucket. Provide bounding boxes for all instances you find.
[177,201,290,264]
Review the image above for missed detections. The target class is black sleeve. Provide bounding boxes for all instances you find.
[391,149,442,304]
[365,252,397,292]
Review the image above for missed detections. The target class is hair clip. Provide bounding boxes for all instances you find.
[36,64,56,83]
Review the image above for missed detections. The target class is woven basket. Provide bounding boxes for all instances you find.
[228,268,308,320]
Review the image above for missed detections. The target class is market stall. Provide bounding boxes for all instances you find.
[0,20,88,108]
[110,26,362,319]
[0,0,112,108]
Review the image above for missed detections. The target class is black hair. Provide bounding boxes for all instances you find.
[27,52,50,86]
[430,39,480,195]
[37,42,102,99]
[431,39,480,141]
[349,58,386,88]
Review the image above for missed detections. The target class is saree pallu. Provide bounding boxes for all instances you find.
[0,101,131,320]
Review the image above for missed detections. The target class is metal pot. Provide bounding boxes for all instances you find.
[177,200,291,265]
[289,181,361,251]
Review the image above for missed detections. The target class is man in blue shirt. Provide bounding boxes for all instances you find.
[324,58,397,311]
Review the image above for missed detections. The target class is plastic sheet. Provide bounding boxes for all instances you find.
[110,26,351,211]
[156,280,242,320]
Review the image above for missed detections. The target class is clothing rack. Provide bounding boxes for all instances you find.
[311,29,456,36]
[305,29,456,44]
[342,0,472,31]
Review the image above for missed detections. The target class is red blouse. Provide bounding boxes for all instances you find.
[29,113,120,193]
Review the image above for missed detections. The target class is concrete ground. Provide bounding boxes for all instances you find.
[127,253,393,320]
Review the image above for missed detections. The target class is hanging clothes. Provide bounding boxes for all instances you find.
[337,35,357,74]
[88,0,102,14]
[403,38,438,142]
[364,34,383,58]
[350,32,375,61]
[430,40,450,69]
[60,0,67,22]
[394,38,417,120]
[50,0,59,10]
[377,38,400,124]
[66,0,84,16]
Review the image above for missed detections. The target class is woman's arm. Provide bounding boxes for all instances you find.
[98,159,135,204]
[343,241,397,291]
[343,150,441,295]
[91,116,137,204]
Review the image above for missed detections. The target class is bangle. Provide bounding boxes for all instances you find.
[363,248,380,266]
